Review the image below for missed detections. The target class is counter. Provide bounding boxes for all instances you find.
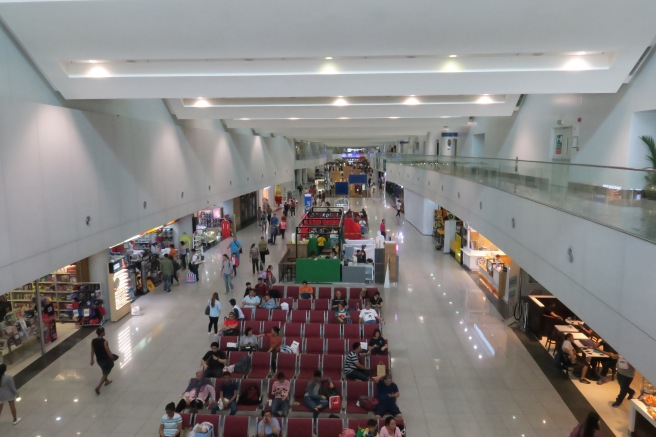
[629,399,656,434]
[478,265,507,298]
[462,248,504,271]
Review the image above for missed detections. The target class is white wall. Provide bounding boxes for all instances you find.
[387,162,656,384]
[403,188,437,235]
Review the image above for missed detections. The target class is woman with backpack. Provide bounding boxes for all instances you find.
[207,292,221,335]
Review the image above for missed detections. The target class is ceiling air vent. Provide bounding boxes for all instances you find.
[624,46,654,83]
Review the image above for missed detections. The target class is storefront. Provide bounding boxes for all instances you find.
[0,259,103,370]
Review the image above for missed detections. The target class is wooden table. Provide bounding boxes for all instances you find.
[573,340,610,359]
[555,324,579,333]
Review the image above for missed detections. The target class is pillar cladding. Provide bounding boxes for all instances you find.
[440,132,458,156]
[426,131,439,155]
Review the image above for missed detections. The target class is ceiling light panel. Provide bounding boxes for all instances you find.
[65,52,612,79]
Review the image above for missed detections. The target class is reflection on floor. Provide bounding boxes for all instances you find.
[0,192,604,437]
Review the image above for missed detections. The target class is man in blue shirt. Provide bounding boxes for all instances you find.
[213,372,238,415]
[372,373,402,420]
[270,214,279,244]
[229,236,242,265]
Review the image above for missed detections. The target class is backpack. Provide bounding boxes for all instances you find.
[356,395,378,411]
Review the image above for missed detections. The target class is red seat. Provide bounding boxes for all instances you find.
[291,379,311,413]
[348,288,363,299]
[261,335,270,351]
[254,308,270,321]
[298,353,321,379]
[227,351,250,378]
[222,415,250,437]
[290,310,308,323]
[345,380,370,413]
[249,352,272,379]
[271,309,288,322]
[326,338,346,355]
[270,285,285,298]
[286,418,314,437]
[276,353,298,378]
[324,324,341,338]
[322,354,343,381]
[278,298,294,310]
[343,324,361,340]
[244,320,262,335]
[317,418,345,437]
[263,321,282,334]
[283,336,302,352]
[308,310,326,323]
[304,323,322,338]
[334,287,347,297]
[180,413,193,430]
[363,323,381,338]
[348,299,363,311]
[348,310,360,322]
[297,299,313,310]
[236,379,263,411]
[241,307,254,320]
[283,322,302,337]
[286,286,300,299]
[194,414,219,437]
[219,336,239,350]
[318,287,332,299]
[365,288,379,299]
[305,338,325,354]
[314,299,330,311]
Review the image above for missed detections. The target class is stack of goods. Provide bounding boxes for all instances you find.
[70,284,105,326]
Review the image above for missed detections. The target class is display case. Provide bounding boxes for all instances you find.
[108,256,132,322]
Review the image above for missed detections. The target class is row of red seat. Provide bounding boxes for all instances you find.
[233,321,382,339]
[181,415,385,437]
[222,336,386,356]
[240,308,370,324]
[268,285,378,300]
[223,351,388,380]
[243,297,370,313]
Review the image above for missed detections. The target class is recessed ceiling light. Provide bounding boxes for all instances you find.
[288,117,299,120]
[333,97,349,106]
[576,51,587,55]
[449,54,458,58]
[193,98,210,108]
[238,118,250,121]
[476,96,494,104]
[325,56,333,60]
[87,66,109,78]
[338,117,350,120]
[403,96,420,105]
[388,117,400,119]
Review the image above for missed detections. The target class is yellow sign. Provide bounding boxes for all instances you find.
[146,279,156,292]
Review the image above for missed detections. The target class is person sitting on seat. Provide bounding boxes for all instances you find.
[220,312,240,336]
[369,291,383,310]
[369,329,388,355]
[359,301,383,325]
[562,333,600,384]
[242,288,261,308]
[304,370,329,418]
[543,302,564,323]
[258,326,282,353]
[239,327,259,351]
[372,373,403,421]
[200,342,227,377]
[259,293,277,310]
[254,277,269,297]
[270,371,291,418]
[334,301,351,324]
[257,409,281,437]
[229,298,245,320]
[175,372,216,412]
[299,281,314,299]
[344,342,370,381]
[215,371,239,415]
[331,290,347,311]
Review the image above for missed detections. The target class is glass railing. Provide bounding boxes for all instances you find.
[381,154,656,243]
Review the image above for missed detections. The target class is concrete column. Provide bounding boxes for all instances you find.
[177,214,194,241]
[440,132,458,156]
[88,250,111,321]
[426,131,439,155]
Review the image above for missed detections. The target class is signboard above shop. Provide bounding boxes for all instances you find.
[341,152,364,159]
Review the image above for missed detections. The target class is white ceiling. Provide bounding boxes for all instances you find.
[1,0,655,145]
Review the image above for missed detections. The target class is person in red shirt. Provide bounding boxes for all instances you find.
[254,278,269,297]
[259,327,282,353]
[380,219,386,239]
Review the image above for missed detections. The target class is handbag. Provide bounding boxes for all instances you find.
[329,395,340,410]
[112,353,119,361]
[264,248,270,255]
[204,305,210,316]
[377,361,386,377]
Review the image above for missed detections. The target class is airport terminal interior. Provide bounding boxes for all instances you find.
[1,2,656,437]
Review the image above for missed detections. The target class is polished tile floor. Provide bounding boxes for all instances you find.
[0,192,589,437]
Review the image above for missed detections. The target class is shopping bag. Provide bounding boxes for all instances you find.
[329,395,340,410]
[187,272,197,283]
[289,340,300,355]
[377,361,386,377]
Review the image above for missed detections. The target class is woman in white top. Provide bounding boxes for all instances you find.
[380,417,402,437]
[0,364,21,425]
[207,292,222,335]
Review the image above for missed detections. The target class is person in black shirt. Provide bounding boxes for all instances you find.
[0,295,12,320]
[331,290,347,311]
[90,327,116,395]
[369,291,383,310]
[369,329,388,355]
[201,342,227,378]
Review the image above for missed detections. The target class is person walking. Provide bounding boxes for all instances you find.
[569,411,601,437]
[220,254,234,294]
[250,243,260,275]
[90,327,116,395]
[395,198,402,217]
[160,254,174,293]
[290,200,296,216]
[179,241,188,270]
[270,214,279,244]
[229,236,242,267]
[612,355,636,407]
[258,236,269,265]
[189,249,201,282]
[380,219,387,239]
[207,292,222,336]
[279,218,287,241]
[0,363,21,425]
